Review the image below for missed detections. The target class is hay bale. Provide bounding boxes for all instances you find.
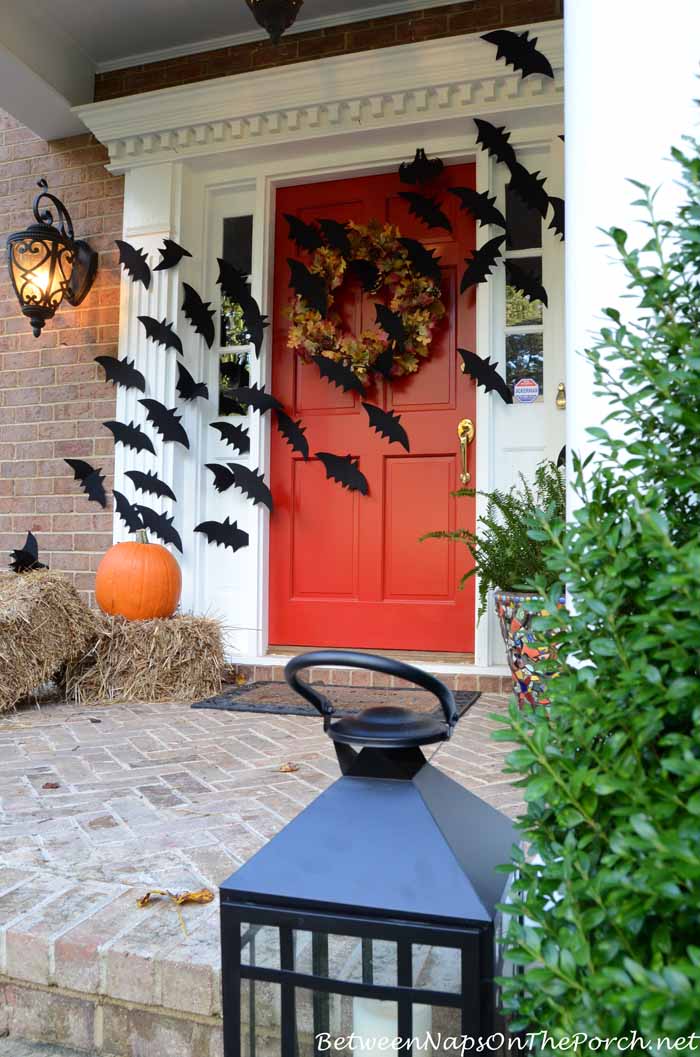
[65,612,224,704]
[0,570,99,714]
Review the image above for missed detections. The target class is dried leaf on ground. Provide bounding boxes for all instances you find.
[279,762,299,773]
[136,887,215,938]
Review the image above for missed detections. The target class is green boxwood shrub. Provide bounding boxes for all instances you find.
[496,141,700,1047]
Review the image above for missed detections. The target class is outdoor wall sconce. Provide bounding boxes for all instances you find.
[6,179,97,338]
[245,0,303,44]
[220,650,517,1056]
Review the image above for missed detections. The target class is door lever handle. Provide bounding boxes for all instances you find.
[457,418,475,485]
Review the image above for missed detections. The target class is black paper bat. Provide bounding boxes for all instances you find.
[285,214,322,254]
[399,148,443,186]
[319,218,351,256]
[104,420,156,456]
[373,342,394,380]
[316,452,368,496]
[348,258,380,292]
[275,410,309,460]
[548,196,565,241]
[398,192,452,233]
[205,463,236,494]
[138,399,190,449]
[473,119,517,169]
[241,296,269,358]
[449,187,506,229]
[124,469,176,503]
[362,403,410,452]
[195,517,249,553]
[460,235,506,293]
[210,421,251,454]
[154,239,192,271]
[557,444,566,469]
[94,355,146,393]
[136,505,183,552]
[507,163,549,218]
[459,348,512,405]
[9,531,47,573]
[65,458,107,508]
[176,361,209,402]
[398,237,443,285]
[288,258,328,317]
[137,315,183,356]
[217,258,252,305]
[311,353,364,395]
[481,29,554,79]
[113,489,144,534]
[228,463,274,513]
[182,283,216,348]
[226,383,283,414]
[116,240,150,289]
[374,304,407,351]
[507,260,549,308]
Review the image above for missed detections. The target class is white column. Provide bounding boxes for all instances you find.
[564,0,700,492]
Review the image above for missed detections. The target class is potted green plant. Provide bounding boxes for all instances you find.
[421,460,565,706]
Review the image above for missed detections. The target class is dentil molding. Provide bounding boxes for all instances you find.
[75,22,563,170]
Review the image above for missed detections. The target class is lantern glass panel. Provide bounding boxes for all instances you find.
[412,944,461,993]
[241,922,280,969]
[241,978,281,1057]
[296,988,398,1056]
[412,1004,463,1050]
[294,931,397,985]
[9,234,73,314]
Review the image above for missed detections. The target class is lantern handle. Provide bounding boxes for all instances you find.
[284,650,459,732]
[32,179,75,240]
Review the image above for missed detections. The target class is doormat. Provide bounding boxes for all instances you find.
[192,681,479,721]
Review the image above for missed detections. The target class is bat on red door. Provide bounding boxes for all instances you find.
[459,348,513,405]
[449,187,506,229]
[275,410,309,460]
[311,353,364,395]
[460,235,505,293]
[315,452,369,496]
[374,304,407,351]
[285,214,322,254]
[319,218,351,256]
[65,459,107,508]
[399,148,443,186]
[473,119,518,169]
[398,237,442,285]
[182,283,216,348]
[288,258,328,317]
[113,490,144,534]
[362,403,410,452]
[94,355,146,393]
[139,399,190,449]
[125,469,176,502]
[397,192,452,233]
[137,315,183,356]
[195,517,249,553]
[116,240,150,289]
[103,420,156,456]
[481,29,554,79]
[347,258,380,292]
[373,343,394,380]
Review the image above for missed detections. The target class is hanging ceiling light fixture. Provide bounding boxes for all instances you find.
[6,179,98,338]
[245,0,303,44]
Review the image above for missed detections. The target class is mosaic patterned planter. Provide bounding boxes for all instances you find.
[494,591,560,708]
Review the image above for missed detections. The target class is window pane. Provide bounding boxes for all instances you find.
[294,931,397,986]
[241,923,279,969]
[221,214,254,346]
[505,184,541,250]
[241,978,281,1057]
[412,944,461,993]
[506,258,544,326]
[506,333,544,400]
[219,350,250,416]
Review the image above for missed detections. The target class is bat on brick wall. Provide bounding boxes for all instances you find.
[124,470,176,503]
[285,214,322,254]
[113,490,144,534]
[316,452,368,496]
[275,410,309,460]
[473,119,518,169]
[65,459,107,508]
[9,531,47,574]
[507,163,550,218]
[135,505,183,552]
[362,403,410,452]
[459,348,513,405]
[116,240,150,289]
[138,399,190,449]
[182,283,216,348]
[288,258,328,317]
[225,384,283,415]
[195,517,249,553]
[449,187,506,229]
[103,420,156,456]
[397,192,452,233]
[347,258,380,293]
[460,235,505,293]
[398,237,442,285]
[94,355,146,393]
[481,29,554,79]
[374,304,407,352]
[319,218,351,256]
[548,196,565,241]
[227,463,274,513]
[137,316,183,356]
[210,421,251,454]
[176,362,209,403]
[154,239,192,271]
[399,148,444,186]
[507,260,549,308]
[311,354,364,395]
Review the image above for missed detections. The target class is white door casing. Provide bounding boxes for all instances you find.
[76,22,564,665]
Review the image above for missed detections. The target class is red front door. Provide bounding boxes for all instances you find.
[269,165,477,653]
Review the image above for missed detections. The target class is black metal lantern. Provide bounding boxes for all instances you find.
[6,179,98,338]
[220,650,517,1056]
[245,0,303,44]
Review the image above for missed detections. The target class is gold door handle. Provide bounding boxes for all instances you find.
[556,382,566,409]
[457,418,475,484]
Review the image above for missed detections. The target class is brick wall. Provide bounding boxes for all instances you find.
[95,0,562,101]
[0,111,124,603]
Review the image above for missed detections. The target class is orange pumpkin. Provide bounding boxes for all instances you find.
[95,532,182,621]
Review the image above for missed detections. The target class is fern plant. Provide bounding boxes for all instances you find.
[421,460,565,616]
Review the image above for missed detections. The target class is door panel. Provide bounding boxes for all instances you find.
[270,165,477,652]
